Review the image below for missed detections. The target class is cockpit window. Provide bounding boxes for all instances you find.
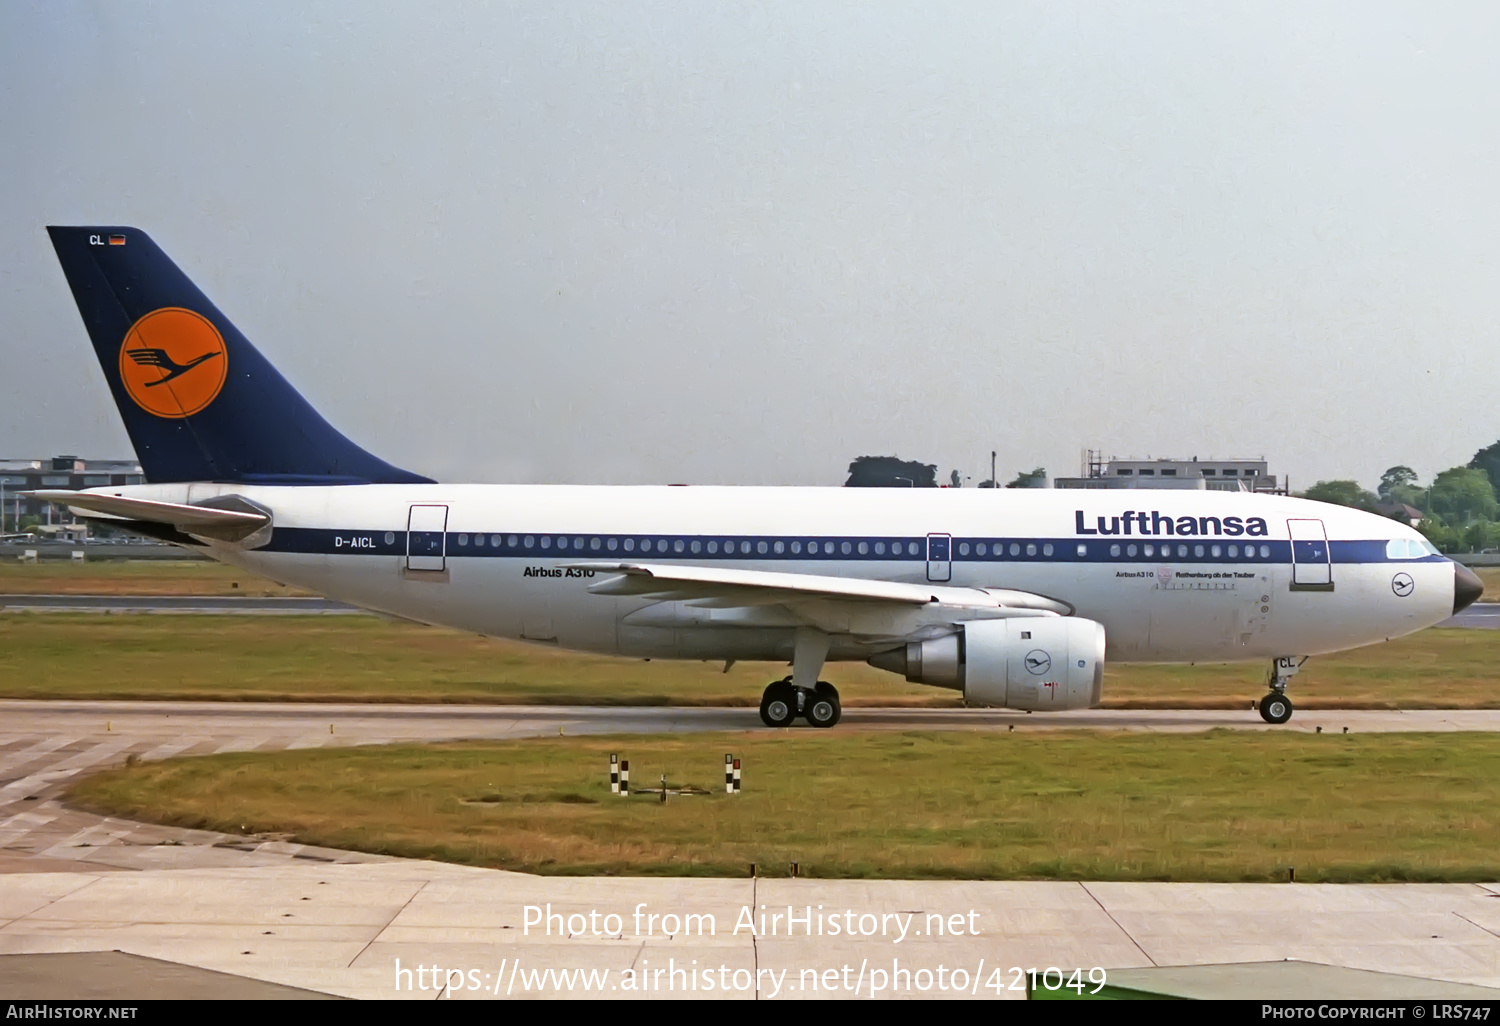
[1387,538,1438,559]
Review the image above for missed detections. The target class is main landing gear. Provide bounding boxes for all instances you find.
[1258,656,1307,725]
[759,627,841,728]
[759,679,842,728]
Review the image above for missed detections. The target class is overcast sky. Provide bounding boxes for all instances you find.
[2,2,1497,489]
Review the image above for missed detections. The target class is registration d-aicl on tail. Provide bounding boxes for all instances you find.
[32,227,1482,728]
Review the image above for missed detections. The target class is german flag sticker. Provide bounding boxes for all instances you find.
[108,235,126,246]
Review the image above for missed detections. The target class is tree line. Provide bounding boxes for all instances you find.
[1302,441,1500,552]
[844,457,1045,489]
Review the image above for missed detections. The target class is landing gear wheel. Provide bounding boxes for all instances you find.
[760,681,798,728]
[804,685,841,728]
[1259,692,1293,725]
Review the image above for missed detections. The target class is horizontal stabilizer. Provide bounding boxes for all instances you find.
[24,490,270,543]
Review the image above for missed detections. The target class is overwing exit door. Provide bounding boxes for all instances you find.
[1288,518,1332,590]
[406,504,448,571]
[927,533,952,582]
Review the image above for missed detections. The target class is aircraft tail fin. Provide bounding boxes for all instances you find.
[46,226,431,485]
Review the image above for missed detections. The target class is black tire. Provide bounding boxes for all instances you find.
[1259,692,1293,725]
[805,690,841,728]
[814,680,840,702]
[760,682,798,728]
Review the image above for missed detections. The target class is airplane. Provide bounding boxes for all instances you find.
[28,226,1483,728]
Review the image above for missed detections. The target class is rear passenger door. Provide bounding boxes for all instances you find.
[406,504,448,572]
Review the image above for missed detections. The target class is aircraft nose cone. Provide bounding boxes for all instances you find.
[1454,562,1484,614]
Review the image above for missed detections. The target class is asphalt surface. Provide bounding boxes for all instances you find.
[1442,602,1500,628]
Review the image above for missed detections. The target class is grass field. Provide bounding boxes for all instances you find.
[0,559,311,596]
[65,730,1500,881]
[2,613,1496,707]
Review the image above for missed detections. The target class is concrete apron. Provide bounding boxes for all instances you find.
[1,864,1498,1000]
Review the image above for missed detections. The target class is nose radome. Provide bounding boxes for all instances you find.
[1454,562,1484,614]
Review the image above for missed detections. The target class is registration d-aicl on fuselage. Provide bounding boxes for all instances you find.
[31,227,1482,729]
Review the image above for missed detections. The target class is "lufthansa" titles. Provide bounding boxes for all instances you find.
[1075,510,1269,537]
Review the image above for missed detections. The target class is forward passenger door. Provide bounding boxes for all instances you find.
[1288,518,1332,590]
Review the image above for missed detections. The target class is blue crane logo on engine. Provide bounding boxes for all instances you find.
[1024,650,1051,675]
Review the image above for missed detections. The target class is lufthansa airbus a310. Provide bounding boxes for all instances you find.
[29,227,1483,728]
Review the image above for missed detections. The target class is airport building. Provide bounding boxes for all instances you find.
[1,456,145,534]
[1053,451,1283,493]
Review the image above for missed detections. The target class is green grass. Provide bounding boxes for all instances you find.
[1477,567,1500,602]
[0,558,308,596]
[65,730,1500,881]
[1,613,1496,707]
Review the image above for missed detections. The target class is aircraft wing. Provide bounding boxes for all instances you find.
[563,561,1072,615]
[22,490,270,543]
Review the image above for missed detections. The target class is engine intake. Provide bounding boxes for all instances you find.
[868,617,1106,711]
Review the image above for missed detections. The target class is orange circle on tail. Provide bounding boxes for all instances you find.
[118,308,229,418]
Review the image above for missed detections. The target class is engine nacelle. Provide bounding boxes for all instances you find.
[868,617,1106,711]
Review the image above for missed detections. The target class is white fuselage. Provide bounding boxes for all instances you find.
[94,482,1456,672]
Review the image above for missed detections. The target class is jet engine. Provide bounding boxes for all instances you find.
[868,617,1106,711]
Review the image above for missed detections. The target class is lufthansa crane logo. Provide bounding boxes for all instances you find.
[118,308,228,418]
[1391,573,1415,598]
[1024,649,1052,675]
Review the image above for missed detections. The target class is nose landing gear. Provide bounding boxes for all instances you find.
[1258,656,1307,724]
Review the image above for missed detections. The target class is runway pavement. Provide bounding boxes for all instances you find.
[2,701,1500,998]
[1443,602,1500,628]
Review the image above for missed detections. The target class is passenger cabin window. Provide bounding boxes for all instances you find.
[1222,469,1238,477]
[1138,469,1155,476]
[1202,469,1216,476]
[1161,469,1177,476]
[1116,469,1133,476]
